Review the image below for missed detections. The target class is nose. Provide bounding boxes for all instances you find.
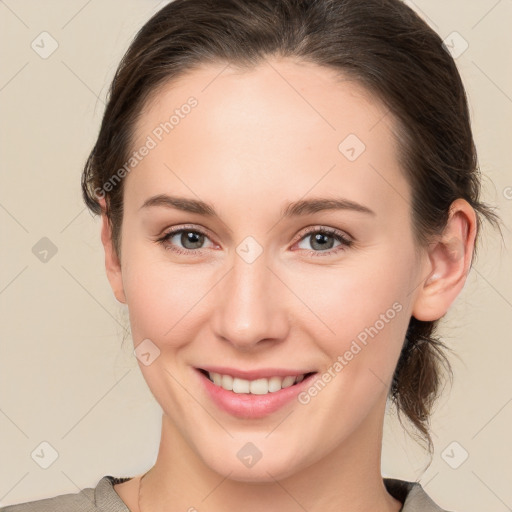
[211,249,290,351]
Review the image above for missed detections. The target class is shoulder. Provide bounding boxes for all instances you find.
[384,477,458,512]
[0,476,132,512]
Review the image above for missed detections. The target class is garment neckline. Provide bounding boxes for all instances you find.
[103,475,413,511]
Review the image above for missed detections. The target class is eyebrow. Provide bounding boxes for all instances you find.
[140,194,375,218]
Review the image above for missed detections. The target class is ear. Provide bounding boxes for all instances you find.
[99,198,126,304]
[412,198,477,321]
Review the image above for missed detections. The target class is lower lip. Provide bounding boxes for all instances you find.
[195,369,317,419]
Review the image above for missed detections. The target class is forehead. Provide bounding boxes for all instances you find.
[127,57,410,219]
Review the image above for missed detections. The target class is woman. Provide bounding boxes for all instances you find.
[1,0,501,510]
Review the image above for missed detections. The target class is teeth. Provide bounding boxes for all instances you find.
[232,377,250,393]
[207,371,308,394]
[268,376,282,393]
[281,376,296,388]
[221,374,233,390]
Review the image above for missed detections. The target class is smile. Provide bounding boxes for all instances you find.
[195,368,318,419]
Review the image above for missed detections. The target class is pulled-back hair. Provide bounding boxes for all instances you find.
[81,0,501,457]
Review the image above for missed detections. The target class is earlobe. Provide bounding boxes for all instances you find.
[99,199,126,304]
[412,198,477,322]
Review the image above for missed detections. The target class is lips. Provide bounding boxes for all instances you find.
[194,366,318,419]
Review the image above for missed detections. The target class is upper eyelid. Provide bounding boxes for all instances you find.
[298,225,352,241]
[161,224,213,238]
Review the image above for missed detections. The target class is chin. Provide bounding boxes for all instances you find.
[202,444,309,483]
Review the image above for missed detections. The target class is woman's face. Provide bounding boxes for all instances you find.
[108,58,431,481]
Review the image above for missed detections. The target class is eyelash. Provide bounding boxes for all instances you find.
[156,224,353,257]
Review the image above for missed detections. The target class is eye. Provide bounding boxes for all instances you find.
[157,225,216,255]
[294,227,353,256]
[156,225,353,257]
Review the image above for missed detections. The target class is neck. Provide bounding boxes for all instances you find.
[139,405,402,512]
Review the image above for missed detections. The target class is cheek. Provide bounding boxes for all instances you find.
[289,248,414,371]
[121,247,216,346]
[290,254,413,432]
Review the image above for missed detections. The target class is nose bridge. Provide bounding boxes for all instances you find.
[211,246,288,349]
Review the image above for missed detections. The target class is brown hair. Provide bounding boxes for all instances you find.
[81,0,501,458]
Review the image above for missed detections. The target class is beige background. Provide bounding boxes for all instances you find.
[1,0,511,510]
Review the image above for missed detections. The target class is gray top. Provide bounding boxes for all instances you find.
[0,475,454,511]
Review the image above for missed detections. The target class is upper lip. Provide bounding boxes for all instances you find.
[197,366,316,380]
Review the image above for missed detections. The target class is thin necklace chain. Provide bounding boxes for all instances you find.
[137,469,403,512]
[137,470,150,512]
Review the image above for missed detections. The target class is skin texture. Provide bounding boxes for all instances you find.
[103,57,476,512]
